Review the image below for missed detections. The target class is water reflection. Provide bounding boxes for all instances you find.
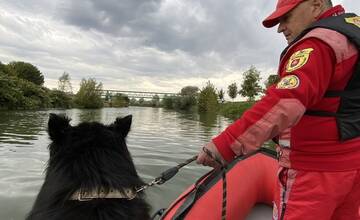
[198,112,221,141]
[199,111,218,128]
[76,108,103,123]
[0,111,48,145]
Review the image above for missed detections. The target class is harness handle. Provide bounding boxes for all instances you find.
[136,155,198,192]
[155,155,198,184]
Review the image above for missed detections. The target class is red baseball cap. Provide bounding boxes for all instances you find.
[263,0,305,28]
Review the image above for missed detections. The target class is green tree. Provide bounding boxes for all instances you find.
[21,79,51,108]
[0,62,4,74]
[198,81,219,112]
[58,72,73,94]
[0,62,16,76]
[162,95,174,109]
[112,93,129,107]
[227,82,238,101]
[0,74,25,109]
[74,78,103,108]
[218,88,225,103]
[8,61,44,85]
[48,89,73,108]
[175,86,199,110]
[104,91,112,102]
[265,74,279,89]
[130,98,137,105]
[0,74,51,109]
[180,86,199,96]
[239,66,263,101]
[151,95,160,107]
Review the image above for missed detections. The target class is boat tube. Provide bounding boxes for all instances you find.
[160,148,277,220]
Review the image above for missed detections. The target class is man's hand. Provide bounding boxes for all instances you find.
[196,141,226,168]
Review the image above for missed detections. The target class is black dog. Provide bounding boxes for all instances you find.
[26,114,150,220]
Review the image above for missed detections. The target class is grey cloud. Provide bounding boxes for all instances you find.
[1,0,358,92]
[55,0,281,66]
[0,0,284,84]
[57,0,161,34]
[0,0,56,15]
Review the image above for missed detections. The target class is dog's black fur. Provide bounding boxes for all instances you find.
[26,114,150,220]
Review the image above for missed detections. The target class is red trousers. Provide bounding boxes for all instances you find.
[273,167,360,220]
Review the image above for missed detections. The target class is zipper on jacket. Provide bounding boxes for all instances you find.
[279,168,288,220]
[280,202,287,220]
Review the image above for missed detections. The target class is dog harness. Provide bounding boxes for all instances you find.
[70,188,137,201]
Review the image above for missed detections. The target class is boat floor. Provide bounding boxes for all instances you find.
[246,204,272,220]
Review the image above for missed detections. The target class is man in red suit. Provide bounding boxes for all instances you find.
[197,0,360,219]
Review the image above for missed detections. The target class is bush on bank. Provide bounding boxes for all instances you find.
[74,78,103,109]
[162,95,198,111]
[48,89,74,109]
[0,74,52,109]
[198,81,219,113]
[110,93,130,107]
[0,61,75,110]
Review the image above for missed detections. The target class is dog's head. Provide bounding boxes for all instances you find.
[27,114,151,219]
[46,113,141,189]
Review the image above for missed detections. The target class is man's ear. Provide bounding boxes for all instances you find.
[311,0,327,18]
[113,115,132,137]
[48,113,71,142]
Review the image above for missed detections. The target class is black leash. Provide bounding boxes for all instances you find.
[136,155,198,193]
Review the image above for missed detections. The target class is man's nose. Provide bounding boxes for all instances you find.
[277,22,285,33]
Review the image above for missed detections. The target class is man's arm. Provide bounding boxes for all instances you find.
[198,38,336,165]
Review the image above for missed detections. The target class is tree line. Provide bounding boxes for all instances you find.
[0,61,105,110]
[0,60,279,111]
[162,65,279,113]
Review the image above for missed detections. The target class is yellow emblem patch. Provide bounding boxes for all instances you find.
[345,16,360,28]
[286,48,314,72]
[276,75,300,89]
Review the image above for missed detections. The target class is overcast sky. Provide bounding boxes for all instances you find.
[0,0,359,95]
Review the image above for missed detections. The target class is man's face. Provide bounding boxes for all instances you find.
[277,1,318,44]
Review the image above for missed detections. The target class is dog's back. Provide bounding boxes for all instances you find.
[26,114,150,220]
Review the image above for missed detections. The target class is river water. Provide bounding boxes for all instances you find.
[0,107,237,220]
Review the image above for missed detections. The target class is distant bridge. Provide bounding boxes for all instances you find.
[100,89,179,100]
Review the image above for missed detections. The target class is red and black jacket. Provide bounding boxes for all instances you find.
[212,6,360,171]
[285,13,360,141]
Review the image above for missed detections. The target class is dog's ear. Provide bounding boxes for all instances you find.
[113,115,132,137]
[48,113,71,142]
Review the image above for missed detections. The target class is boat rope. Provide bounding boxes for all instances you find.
[136,155,198,193]
[202,147,228,220]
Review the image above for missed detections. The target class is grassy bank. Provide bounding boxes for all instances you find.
[219,101,255,121]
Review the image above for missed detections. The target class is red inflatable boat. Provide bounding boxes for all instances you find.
[160,148,277,220]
